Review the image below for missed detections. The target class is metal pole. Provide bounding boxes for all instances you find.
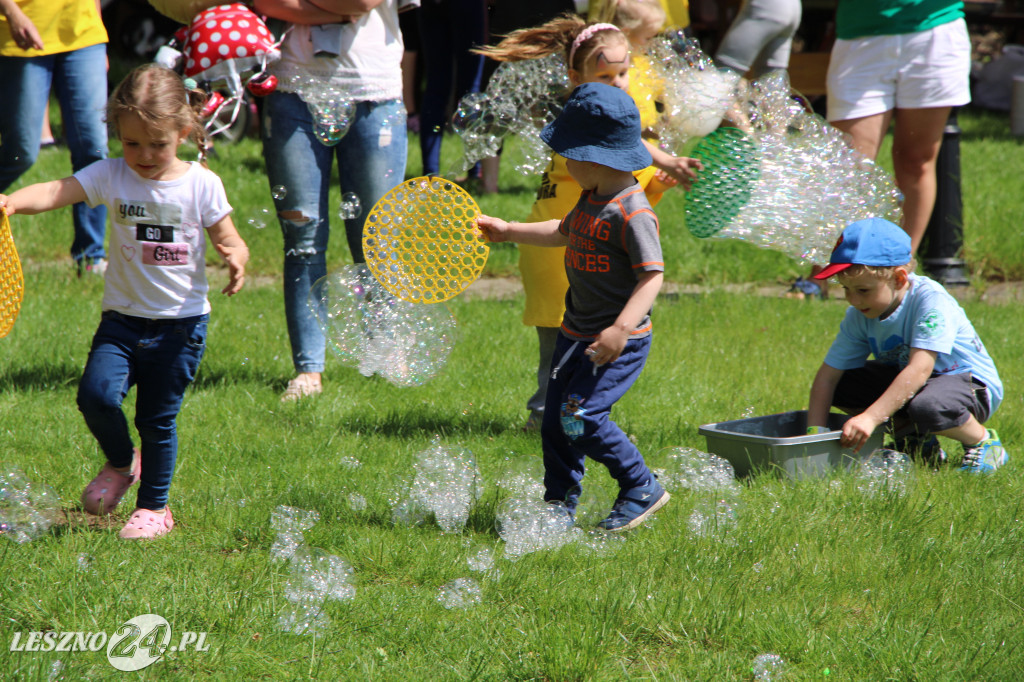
[920,108,969,286]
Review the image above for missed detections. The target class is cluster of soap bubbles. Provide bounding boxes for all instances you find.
[283,75,355,146]
[269,505,320,562]
[309,265,457,387]
[643,34,902,262]
[647,31,742,150]
[269,506,357,635]
[656,447,740,495]
[0,466,60,543]
[494,498,577,559]
[338,192,362,221]
[752,653,787,681]
[452,54,570,176]
[390,437,483,533]
[856,449,915,497]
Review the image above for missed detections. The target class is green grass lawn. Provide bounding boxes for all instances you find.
[1,108,1023,679]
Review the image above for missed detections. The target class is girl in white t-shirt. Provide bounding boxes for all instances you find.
[0,64,249,540]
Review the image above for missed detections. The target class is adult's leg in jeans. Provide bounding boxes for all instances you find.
[262,91,336,373]
[77,315,140,471]
[335,99,407,262]
[132,318,206,510]
[54,44,109,263]
[0,56,51,192]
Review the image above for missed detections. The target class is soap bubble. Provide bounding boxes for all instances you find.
[687,498,740,543]
[338,192,362,220]
[466,547,495,572]
[437,577,482,609]
[309,265,457,387]
[857,449,915,497]
[496,456,545,499]
[246,207,273,230]
[656,447,740,495]
[390,437,483,533]
[272,185,288,200]
[0,466,61,543]
[347,493,367,511]
[752,653,787,681]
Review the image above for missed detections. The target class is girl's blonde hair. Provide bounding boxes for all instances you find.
[610,0,666,37]
[475,13,628,74]
[107,63,209,156]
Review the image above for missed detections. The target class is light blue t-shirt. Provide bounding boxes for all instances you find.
[824,274,1003,414]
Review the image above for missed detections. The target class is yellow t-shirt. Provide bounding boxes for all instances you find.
[630,55,663,133]
[520,154,665,328]
[657,0,690,30]
[0,0,107,57]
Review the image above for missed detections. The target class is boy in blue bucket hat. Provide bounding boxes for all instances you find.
[807,217,1007,472]
[477,82,670,530]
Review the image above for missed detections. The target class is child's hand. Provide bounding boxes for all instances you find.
[647,169,680,195]
[656,155,703,191]
[475,214,512,243]
[586,325,630,367]
[0,194,14,216]
[840,413,883,452]
[215,242,249,296]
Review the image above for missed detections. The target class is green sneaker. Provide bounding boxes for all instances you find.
[960,429,1008,474]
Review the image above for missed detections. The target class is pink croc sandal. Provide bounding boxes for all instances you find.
[80,449,141,515]
[119,507,174,540]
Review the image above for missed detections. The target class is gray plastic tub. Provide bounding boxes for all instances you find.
[698,410,884,479]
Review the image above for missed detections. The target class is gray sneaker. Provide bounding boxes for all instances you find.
[77,257,107,278]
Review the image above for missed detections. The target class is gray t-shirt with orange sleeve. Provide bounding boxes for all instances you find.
[557,183,663,340]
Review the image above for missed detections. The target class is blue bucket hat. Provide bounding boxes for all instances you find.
[813,217,912,280]
[541,82,652,173]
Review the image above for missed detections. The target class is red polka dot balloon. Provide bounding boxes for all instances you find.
[182,4,280,92]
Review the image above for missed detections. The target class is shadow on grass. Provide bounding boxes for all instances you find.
[336,407,512,439]
[0,362,82,391]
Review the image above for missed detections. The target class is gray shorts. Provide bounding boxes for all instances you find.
[833,361,991,435]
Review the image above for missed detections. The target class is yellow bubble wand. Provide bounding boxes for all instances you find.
[362,177,489,303]
[0,209,24,337]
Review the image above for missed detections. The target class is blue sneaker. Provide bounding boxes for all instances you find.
[960,429,1008,474]
[894,433,947,466]
[597,477,670,532]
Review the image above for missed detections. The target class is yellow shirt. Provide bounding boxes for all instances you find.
[657,0,690,30]
[0,0,107,57]
[520,154,665,327]
[630,55,662,132]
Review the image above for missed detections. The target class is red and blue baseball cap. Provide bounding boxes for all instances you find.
[541,82,652,173]
[813,217,912,280]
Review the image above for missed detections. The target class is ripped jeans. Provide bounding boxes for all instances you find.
[261,91,407,373]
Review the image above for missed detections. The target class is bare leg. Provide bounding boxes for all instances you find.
[890,106,951,253]
[936,413,987,447]
[830,111,893,161]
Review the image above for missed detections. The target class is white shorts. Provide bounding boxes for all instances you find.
[826,18,971,122]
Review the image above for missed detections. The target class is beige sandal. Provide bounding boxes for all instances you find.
[281,374,322,402]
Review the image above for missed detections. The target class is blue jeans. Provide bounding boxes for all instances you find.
[76,311,207,510]
[261,92,407,373]
[541,332,654,504]
[418,0,486,176]
[0,44,108,263]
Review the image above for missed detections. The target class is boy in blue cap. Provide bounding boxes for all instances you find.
[807,217,1007,472]
[477,82,670,530]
